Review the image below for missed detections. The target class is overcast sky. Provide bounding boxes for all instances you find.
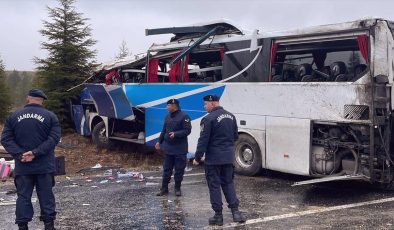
[1,0,394,71]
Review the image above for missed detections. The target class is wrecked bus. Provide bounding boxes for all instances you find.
[73,18,394,187]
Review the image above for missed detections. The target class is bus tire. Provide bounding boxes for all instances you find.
[92,121,114,149]
[234,134,262,176]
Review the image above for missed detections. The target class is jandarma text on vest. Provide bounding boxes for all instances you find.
[17,113,45,123]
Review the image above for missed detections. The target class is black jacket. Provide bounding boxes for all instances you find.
[195,106,238,165]
[158,110,191,155]
[1,104,61,175]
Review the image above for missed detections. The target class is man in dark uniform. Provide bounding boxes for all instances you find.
[193,95,246,226]
[1,89,61,230]
[155,99,192,196]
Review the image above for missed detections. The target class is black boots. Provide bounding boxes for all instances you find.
[208,209,246,226]
[208,212,223,226]
[175,188,182,196]
[44,221,55,230]
[175,183,182,196]
[18,223,28,230]
[156,187,169,196]
[231,208,246,223]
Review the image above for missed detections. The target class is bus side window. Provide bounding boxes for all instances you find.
[273,38,369,82]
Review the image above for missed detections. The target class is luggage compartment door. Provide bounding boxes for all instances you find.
[266,117,311,175]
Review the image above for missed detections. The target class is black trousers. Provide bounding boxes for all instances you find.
[205,164,239,212]
[14,173,56,224]
[162,154,187,188]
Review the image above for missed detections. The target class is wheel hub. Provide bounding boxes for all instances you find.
[236,143,254,167]
[242,148,253,161]
[98,128,108,143]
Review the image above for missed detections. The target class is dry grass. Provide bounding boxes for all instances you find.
[56,133,164,174]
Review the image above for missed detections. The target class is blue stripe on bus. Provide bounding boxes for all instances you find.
[85,84,115,118]
[107,87,134,119]
[145,86,225,137]
[124,84,209,105]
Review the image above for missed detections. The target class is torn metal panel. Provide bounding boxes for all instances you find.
[85,84,134,120]
[94,54,147,72]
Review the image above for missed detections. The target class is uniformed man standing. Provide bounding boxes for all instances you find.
[1,89,61,230]
[193,95,246,226]
[156,99,191,196]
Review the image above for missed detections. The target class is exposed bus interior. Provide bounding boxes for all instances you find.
[107,107,146,144]
[145,47,224,83]
[79,46,225,146]
[271,36,369,82]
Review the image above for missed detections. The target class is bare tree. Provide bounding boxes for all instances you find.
[115,40,131,60]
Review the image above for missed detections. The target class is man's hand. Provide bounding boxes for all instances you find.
[193,159,200,166]
[169,132,175,139]
[155,142,160,150]
[21,151,35,162]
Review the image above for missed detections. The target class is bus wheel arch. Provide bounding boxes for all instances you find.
[91,119,114,149]
[234,133,262,176]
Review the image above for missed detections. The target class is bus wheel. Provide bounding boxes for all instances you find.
[92,121,114,149]
[234,134,262,176]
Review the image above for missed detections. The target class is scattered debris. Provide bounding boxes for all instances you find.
[64,185,79,188]
[91,163,102,169]
[104,169,113,176]
[145,182,159,186]
[117,172,135,178]
[99,180,108,184]
[82,203,90,206]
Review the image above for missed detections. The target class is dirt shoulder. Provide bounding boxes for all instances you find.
[56,133,164,175]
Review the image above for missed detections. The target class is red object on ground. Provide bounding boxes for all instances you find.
[0,163,11,182]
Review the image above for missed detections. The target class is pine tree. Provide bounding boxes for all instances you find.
[0,57,13,122]
[115,40,130,60]
[34,0,97,131]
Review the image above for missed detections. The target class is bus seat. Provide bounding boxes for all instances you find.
[335,74,348,82]
[354,64,367,77]
[296,63,313,81]
[301,75,314,82]
[322,66,331,75]
[330,61,347,78]
[272,75,284,82]
[283,69,296,81]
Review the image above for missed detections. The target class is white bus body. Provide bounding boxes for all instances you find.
[73,18,394,186]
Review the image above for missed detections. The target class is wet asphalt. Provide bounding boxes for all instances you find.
[1,166,394,230]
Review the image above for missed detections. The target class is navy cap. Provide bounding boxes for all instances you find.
[203,95,220,102]
[28,89,48,100]
[167,98,179,105]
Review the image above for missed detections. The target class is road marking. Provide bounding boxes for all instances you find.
[219,196,394,228]
[148,172,205,180]
[182,172,205,177]
[0,198,37,206]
